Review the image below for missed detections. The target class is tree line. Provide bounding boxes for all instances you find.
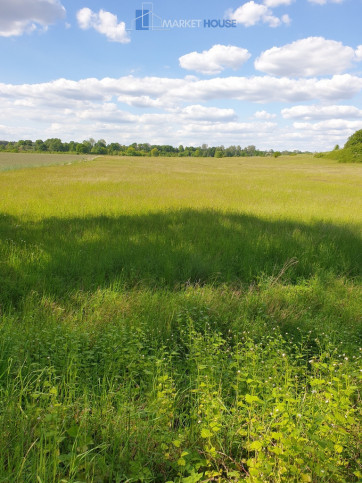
[0,138,305,157]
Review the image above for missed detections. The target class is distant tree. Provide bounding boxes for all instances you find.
[76,143,90,154]
[246,145,256,155]
[82,140,92,152]
[214,150,223,158]
[126,146,137,156]
[108,143,122,154]
[68,141,77,152]
[35,139,47,151]
[92,139,107,154]
[139,143,151,153]
[193,149,201,157]
[45,138,63,152]
[344,129,362,153]
[273,151,281,158]
[150,147,159,157]
[333,144,340,151]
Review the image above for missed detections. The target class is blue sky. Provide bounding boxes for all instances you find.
[0,0,361,150]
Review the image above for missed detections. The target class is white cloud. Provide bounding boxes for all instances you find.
[308,0,344,4]
[264,0,293,6]
[0,74,361,108]
[282,105,362,120]
[227,1,290,28]
[293,119,361,131]
[180,105,237,122]
[355,46,362,62]
[181,121,277,134]
[255,37,356,76]
[179,45,251,75]
[173,75,362,103]
[76,8,130,43]
[254,110,277,119]
[0,75,361,150]
[0,0,65,37]
[117,95,167,109]
[281,14,291,25]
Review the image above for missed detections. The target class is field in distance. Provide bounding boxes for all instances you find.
[0,154,361,482]
[0,151,97,171]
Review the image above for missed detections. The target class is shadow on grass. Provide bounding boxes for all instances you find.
[0,209,360,307]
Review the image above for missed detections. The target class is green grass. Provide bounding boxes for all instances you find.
[0,152,97,172]
[0,155,361,482]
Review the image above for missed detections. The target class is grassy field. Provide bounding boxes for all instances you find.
[0,152,96,172]
[0,154,361,482]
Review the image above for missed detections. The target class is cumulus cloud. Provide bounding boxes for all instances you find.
[253,110,277,119]
[255,37,356,76]
[179,45,251,75]
[0,0,66,37]
[293,119,361,131]
[227,1,290,28]
[0,74,361,150]
[282,105,362,120]
[264,0,293,6]
[181,121,277,134]
[180,105,237,122]
[355,46,362,61]
[76,7,130,43]
[0,74,361,107]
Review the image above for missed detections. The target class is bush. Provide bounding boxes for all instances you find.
[151,148,159,157]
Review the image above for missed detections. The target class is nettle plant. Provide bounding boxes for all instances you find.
[144,319,361,482]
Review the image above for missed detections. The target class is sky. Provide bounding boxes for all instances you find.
[0,0,361,151]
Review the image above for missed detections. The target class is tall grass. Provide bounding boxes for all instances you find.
[0,155,361,481]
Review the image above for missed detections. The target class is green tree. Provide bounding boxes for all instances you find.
[344,129,362,153]
[35,140,47,151]
[193,149,201,157]
[92,140,107,154]
[68,141,77,152]
[108,143,122,154]
[150,148,159,157]
[45,138,63,152]
[76,143,90,154]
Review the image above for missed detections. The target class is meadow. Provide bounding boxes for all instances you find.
[0,152,96,172]
[0,154,361,482]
